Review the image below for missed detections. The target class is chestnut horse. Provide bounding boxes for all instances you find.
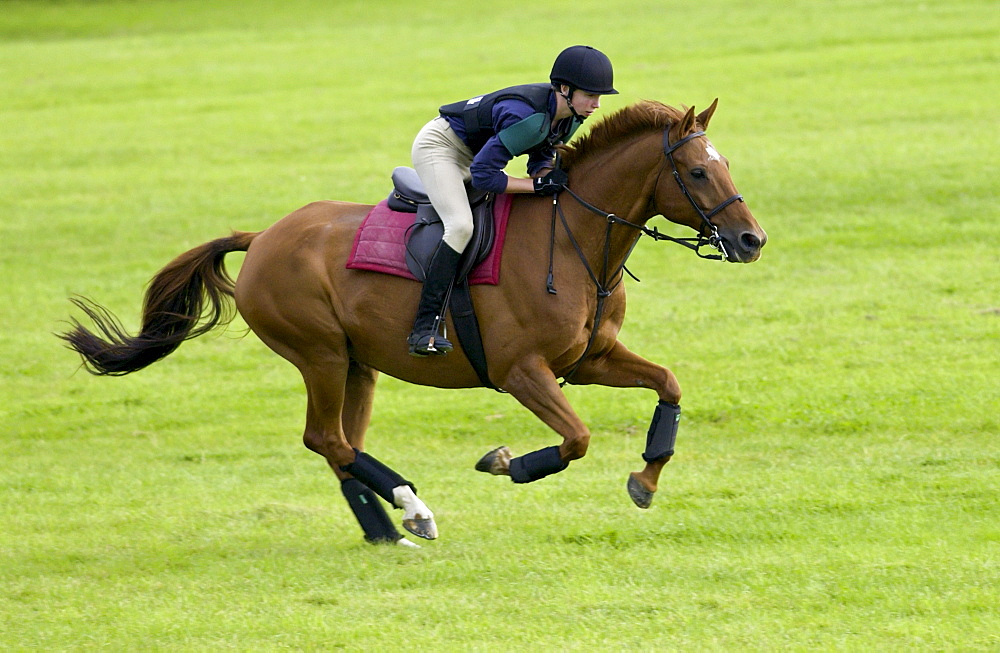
[61,100,766,546]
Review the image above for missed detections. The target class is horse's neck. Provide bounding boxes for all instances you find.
[560,135,661,269]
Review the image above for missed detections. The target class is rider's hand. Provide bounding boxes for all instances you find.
[532,168,569,196]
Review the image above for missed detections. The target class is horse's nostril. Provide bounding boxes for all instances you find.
[740,232,762,250]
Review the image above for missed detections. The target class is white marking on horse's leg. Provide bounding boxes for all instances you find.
[392,485,438,540]
[392,485,430,517]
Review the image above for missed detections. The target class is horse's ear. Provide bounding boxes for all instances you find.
[678,105,697,135]
[697,98,719,130]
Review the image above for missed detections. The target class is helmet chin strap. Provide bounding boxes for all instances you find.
[558,87,587,121]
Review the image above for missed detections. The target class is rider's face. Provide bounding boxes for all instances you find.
[556,85,602,120]
[570,90,602,117]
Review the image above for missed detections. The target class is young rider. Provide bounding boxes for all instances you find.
[407,45,618,356]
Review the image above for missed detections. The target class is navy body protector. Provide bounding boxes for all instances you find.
[387,167,498,390]
[439,83,581,156]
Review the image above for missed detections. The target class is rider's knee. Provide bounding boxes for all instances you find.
[443,220,473,252]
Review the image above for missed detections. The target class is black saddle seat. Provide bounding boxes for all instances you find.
[388,167,429,212]
[385,167,496,284]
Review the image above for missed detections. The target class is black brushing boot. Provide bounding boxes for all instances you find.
[408,242,462,357]
[340,478,402,544]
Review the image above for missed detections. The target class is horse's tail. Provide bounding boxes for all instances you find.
[60,231,260,376]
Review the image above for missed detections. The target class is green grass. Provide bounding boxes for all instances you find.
[2,0,999,649]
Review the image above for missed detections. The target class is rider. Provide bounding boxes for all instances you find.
[407,45,618,356]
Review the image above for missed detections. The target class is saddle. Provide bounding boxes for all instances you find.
[387,167,497,284]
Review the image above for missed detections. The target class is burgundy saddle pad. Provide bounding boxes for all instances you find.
[346,193,512,285]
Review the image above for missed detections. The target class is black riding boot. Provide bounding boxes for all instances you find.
[407,242,462,357]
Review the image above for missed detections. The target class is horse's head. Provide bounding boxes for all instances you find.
[655,99,767,263]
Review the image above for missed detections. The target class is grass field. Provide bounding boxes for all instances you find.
[2,0,998,649]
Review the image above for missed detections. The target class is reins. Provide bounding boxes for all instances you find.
[549,127,744,385]
[545,186,638,386]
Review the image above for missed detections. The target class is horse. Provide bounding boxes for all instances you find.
[60,99,766,546]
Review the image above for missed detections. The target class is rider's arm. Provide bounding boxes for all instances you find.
[503,176,538,193]
[470,99,545,194]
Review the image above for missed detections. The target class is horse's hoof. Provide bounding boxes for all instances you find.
[627,473,655,509]
[403,517,438,540]
[396,537,421,549]
[475,446,512,475]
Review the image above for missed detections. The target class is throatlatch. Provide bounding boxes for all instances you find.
[643,400,680,463]
[339,449,416,505]
[340,478,401,544]
[509,446,569,483]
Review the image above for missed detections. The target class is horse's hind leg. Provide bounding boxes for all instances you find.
[341,360,378,453]
[301,356,438,541]
[311,361,412,546]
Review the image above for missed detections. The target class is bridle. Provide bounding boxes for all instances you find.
[655,128,745,262]
[548,126,745,384]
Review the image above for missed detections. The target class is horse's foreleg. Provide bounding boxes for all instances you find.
[568,341,682,509]
[480,356,591,483]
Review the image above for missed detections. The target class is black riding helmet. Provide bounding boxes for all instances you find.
[550,45,618,95]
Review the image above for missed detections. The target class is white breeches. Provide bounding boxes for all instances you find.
[411,117,477,252]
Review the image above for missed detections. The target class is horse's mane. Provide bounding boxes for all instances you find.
[559,100,685,169]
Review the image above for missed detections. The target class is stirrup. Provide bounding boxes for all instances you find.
[407,331,453,357]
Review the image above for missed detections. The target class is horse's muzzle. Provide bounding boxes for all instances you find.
[721,228,767,263]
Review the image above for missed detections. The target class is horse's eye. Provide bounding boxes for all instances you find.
[690,168,706,179]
